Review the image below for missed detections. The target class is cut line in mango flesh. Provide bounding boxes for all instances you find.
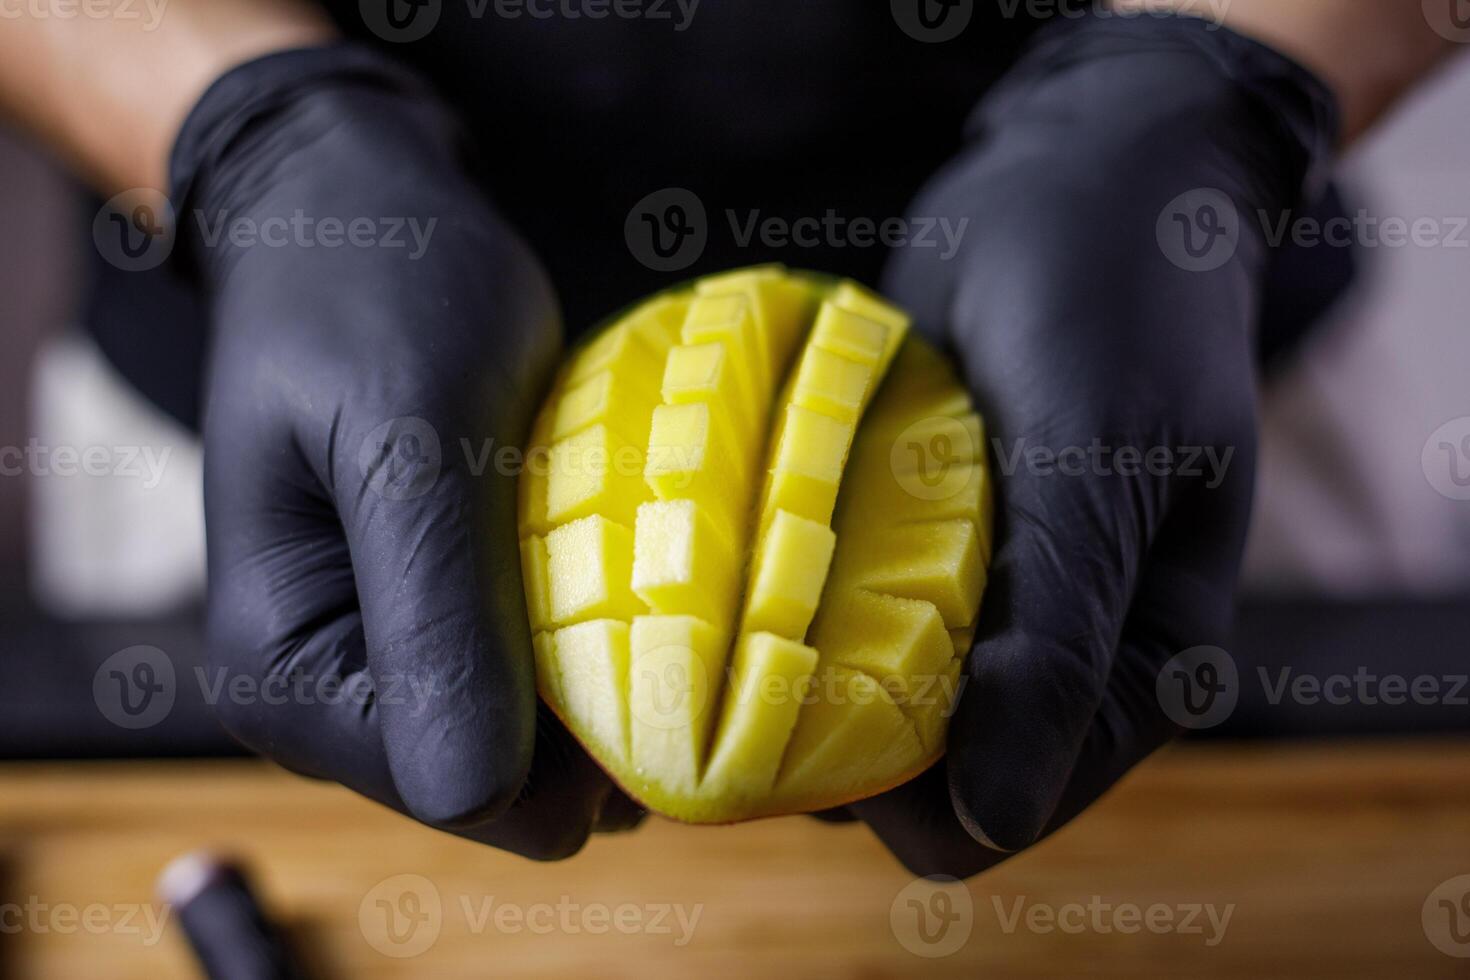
[518,266,992,823]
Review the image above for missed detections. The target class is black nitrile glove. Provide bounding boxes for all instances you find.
[175,45,640,858]
[857,14,1338,877]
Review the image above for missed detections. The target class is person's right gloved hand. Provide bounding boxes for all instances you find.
[846,13,1339,877]
[173,45,642,858]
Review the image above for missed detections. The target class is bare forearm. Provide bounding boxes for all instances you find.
[1119,0,1461,142]
[0,0,333,192]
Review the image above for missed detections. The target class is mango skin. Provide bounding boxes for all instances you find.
[518,267,991,823]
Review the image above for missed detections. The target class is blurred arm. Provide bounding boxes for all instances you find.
[1121,0,1461,142]
[0,0,333,192]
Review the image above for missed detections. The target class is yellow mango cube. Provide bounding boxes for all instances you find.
[546,515,644,626]
[811,590,952,703]
[532,631,562,711]
[681,293,767,412]
[775,667,923,803]
[791,344,873,423]
[742,510,836,641]
[632,499,739,629]
[912,658,964,751]
[644,402,748,532]
[808,302,889,367]
[660,341,758,455]
[863,412,986,476]
[845,456,988,530]
[519,534,553,633]
[550,369,659,447]
[628,615,727,797]
[552,620,631,762]
[762,405,853,527]
[518,405,556,536]
[545,423,649,528]
[623,295,687,354]
[841,519,984,628]
[702,632,818,803]
[830,280,910,370]
[697,266,814,380]
[564,323,663,392]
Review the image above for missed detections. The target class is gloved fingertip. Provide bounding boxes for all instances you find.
[592,787,647,834]
[393,753,531,831]
[948,766,1057,855]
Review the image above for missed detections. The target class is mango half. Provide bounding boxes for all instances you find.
[518,266,992,823]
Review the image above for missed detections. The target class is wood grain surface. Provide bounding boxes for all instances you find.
[1,740,1467,978]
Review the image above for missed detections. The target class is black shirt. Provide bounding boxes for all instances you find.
[88,3,1052,427]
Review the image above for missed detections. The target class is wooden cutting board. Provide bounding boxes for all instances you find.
[0,741,1467,979]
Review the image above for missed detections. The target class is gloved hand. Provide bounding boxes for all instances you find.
[173,45,641,858]
[855,14,1338,877]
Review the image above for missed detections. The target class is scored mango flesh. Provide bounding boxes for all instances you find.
[518,266,992,823]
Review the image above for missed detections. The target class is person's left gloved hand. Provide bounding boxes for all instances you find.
[173,45,642,858]
[844,14,1338,877]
